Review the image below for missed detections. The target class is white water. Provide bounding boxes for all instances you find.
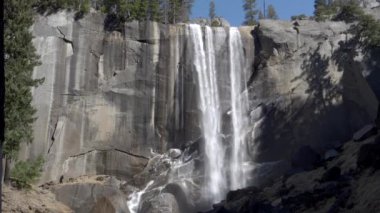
[126,25,251,211]
[127,181,154,213]
[189,24,226,203]
[229,28,250,190]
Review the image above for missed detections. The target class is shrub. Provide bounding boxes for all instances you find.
[291,14,308,21]
[11,156,44,189]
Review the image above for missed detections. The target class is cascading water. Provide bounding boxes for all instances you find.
[229,27,250,190]
[188,24,226,203]
[126,24,252,211]
[127,181,154,213]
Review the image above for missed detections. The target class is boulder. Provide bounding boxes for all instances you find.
[291,146,321,171]
[324,149,339,161]
[353,124,378,142]
[320,167,341,182]
[91,195,130,213]
[248,160,291,188]
[168,149,182,159]
[140,193,180,213]
[357,143,380,170]
[250,105,266,123]
[52,176,126,213]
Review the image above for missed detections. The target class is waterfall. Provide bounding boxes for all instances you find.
[127,181,154,213]
[127,25,251,212]
[229,28,250,190]
[189,24,226,203]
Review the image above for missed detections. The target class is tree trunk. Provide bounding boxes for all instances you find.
[3,157,11,185]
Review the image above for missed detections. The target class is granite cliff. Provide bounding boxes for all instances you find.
[22,10,379,212]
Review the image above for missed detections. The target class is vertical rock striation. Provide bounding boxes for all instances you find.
[26,11,379,210]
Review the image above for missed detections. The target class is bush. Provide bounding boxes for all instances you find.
[333,3,380,48]
[291,14,308,21]
[11,156,44,189]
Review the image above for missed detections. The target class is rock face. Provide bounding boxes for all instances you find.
[25,10,379,210]
[249,20,378,163]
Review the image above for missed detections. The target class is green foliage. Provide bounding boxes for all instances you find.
[333,1,363,23]
[4,0,44,159]
[168,0,181,24]
[330,1,380,48]
[351,13,380,48]
[314,0,338,21]
[267,4,278,20]
[209,0,216,21]
[35,0,194,24]
[11,156,44,189]
[35,0,91,16]
[211,19,221,27]
[80,0,91,14]
[149,0,162,22]
[243,0,258,25]
[291,14,308,21]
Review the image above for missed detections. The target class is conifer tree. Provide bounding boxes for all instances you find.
[136,0,149,21]
[267,4,278,19]
[209,0,216,21]
[178,0,194,22]
[149,0,162,22]
[243,0,258,25]
[314,0,327,21]
[4,0,44,182]
[167,0,180,24]
[258,10,264,19]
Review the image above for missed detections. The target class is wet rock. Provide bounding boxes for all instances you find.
[291,146,321,171]
[226,186,261,202]
[249,160,291,188]
[353,124,378,142]
[324,149,339,160]
[250,105,266,123]
[168,149,182,159]
[357,142,380,170]
[140,193,180,213]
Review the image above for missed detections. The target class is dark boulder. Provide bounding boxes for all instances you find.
[226,186,261,202]
[291,146,321,171]
[353,124,378,142]
[324,149,339,161]
[357,143,380,170]
[320,167,341,182]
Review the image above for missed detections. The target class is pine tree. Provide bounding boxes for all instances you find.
[243,0,258,26]
[149,0,162,22]
[267,4,278,20]
[314,0,327,21]
[258,10,264,19]
[136,0,149,21]
[209,0,216,21]
[4,0,44,183]
[178,0,194,22]
[168,0,180,24]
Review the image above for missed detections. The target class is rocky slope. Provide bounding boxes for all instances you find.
[3,185,72,213]
[205,129,380,213]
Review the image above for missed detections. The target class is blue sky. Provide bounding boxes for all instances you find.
[191,0,315,26]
